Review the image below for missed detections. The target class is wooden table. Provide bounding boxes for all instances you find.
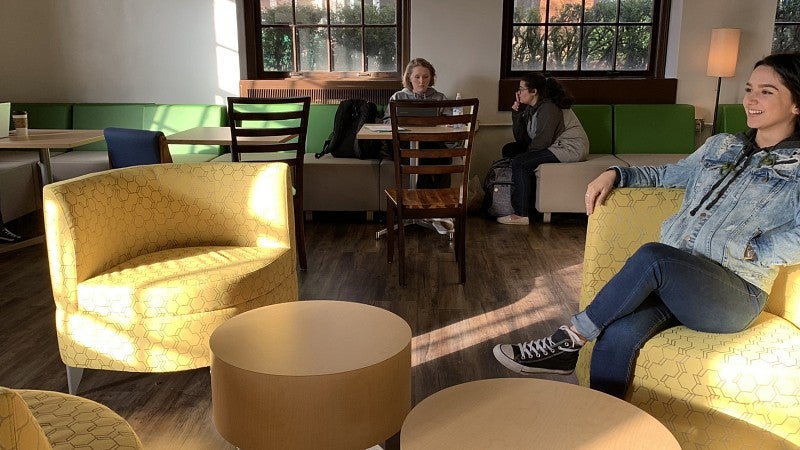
[401,378,680,450]
[356,124,465,141]
[166,126,295,145]
[0,129,104,184]
[209,300,412,450]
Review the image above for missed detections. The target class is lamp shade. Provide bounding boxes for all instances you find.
[707,28,741,78]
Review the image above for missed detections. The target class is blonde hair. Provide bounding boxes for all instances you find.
[402,58,436,90]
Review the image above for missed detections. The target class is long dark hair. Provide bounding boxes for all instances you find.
[754,53,800,129]
[520,73,574,109]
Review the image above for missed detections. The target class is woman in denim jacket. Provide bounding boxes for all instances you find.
[493,53,800,398]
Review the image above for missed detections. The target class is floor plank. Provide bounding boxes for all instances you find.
[0,213,587,449]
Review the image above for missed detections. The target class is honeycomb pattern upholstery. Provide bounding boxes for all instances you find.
[0,386,143,449]
[43,163,298,382]
[576,188,800,449]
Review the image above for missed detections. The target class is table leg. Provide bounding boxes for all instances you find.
[37,147,53,185]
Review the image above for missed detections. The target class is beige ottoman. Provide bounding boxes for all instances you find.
[401,378,680,450]
[210,300,412,450]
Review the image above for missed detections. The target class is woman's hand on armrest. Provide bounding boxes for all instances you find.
[585,169,618,215]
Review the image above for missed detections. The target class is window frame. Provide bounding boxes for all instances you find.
[773,0,800,53]
[500,0,671,79]
[243,0,409,80]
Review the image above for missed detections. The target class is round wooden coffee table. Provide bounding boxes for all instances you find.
[209,300,412,450]
[401,378,680,449]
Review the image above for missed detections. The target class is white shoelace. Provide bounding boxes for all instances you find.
[516,336,558,359]
[516,326,582,359]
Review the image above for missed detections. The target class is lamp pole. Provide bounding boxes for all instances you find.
[707,28,741,135]
[713,76,722,134]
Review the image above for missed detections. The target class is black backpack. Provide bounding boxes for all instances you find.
[482,157,515,217]
[316,99,386,159]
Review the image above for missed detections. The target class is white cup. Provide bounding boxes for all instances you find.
[12,111,28,136]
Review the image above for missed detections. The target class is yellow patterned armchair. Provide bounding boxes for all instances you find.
[0,386,143,449]
[43,163,298,394]
[576,188,800,449]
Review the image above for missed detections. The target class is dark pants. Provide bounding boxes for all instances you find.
[503,142,559,217]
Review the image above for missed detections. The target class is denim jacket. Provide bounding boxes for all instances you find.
[616,131,800,292]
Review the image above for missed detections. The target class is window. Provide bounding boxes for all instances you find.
[774,0,800,52]
[501,0,668,78]
[244,0,405,79]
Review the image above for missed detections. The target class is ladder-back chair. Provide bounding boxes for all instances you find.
[385,98,479,285]
[227,96,310,270]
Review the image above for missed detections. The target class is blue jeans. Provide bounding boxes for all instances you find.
[510,149,559,217]
[570,242,768,398]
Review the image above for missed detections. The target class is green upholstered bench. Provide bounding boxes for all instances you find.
[535,104,626,222]
[145,104,228,162]
[612,104,696,166]
[50,103,150,180]
[50,103,229,179]
[9,103,73,130]
[716,103,747,135]
[3,103,75,220]
[0,153,41,221]
[211,103,392,217]
[533,104,697,222]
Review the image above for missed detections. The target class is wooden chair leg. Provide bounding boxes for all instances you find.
[295,200,308,271]
[397,212,406,286]
[387,202,395,263]
[458,215,466,283]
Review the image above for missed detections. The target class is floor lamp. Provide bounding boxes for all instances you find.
[707,28,741,134]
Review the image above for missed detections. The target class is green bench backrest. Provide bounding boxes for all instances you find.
[307,104,338,154]
[10,103,73,130]
[572,104,613,154]
[72,103,151,150]
[613,104,696,154]
[716,104,748,135]
[145,104,228,155]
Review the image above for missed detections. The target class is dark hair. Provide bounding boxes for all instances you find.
[402,58,436,90]
[754,53,800,109]
[520,73,574,109]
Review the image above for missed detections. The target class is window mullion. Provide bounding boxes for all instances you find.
[611,0,621,72]
[543,0,550,72]
[361,0,367,72]
[327,0,333,72]
[292,0,299,72]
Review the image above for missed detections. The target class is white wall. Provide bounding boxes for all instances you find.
[0,0,240,104]
[675,0,777,122]
[0,0,780,131]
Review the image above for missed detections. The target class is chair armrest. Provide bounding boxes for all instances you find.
[579,187,684,309]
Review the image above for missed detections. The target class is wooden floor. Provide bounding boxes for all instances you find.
[0,212,588,449]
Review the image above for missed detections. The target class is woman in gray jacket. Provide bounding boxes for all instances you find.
[383,57,451,189]
[498,73,589,225]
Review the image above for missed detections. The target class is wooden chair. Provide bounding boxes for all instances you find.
[385,98,479,285]
[104,127,172,168]
[227,96,311,270]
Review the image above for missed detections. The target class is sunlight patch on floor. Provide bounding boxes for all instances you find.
[411,263,581,367]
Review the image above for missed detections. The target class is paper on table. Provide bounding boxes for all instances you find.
[363,124,407,132]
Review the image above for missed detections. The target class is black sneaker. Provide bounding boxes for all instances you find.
[0,227,22,243]
[493,326,583,375]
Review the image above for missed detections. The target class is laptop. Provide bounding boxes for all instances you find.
[0,103,9,139]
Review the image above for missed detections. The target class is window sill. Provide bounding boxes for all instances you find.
[240,79,402,105]
[498,78,678,110]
